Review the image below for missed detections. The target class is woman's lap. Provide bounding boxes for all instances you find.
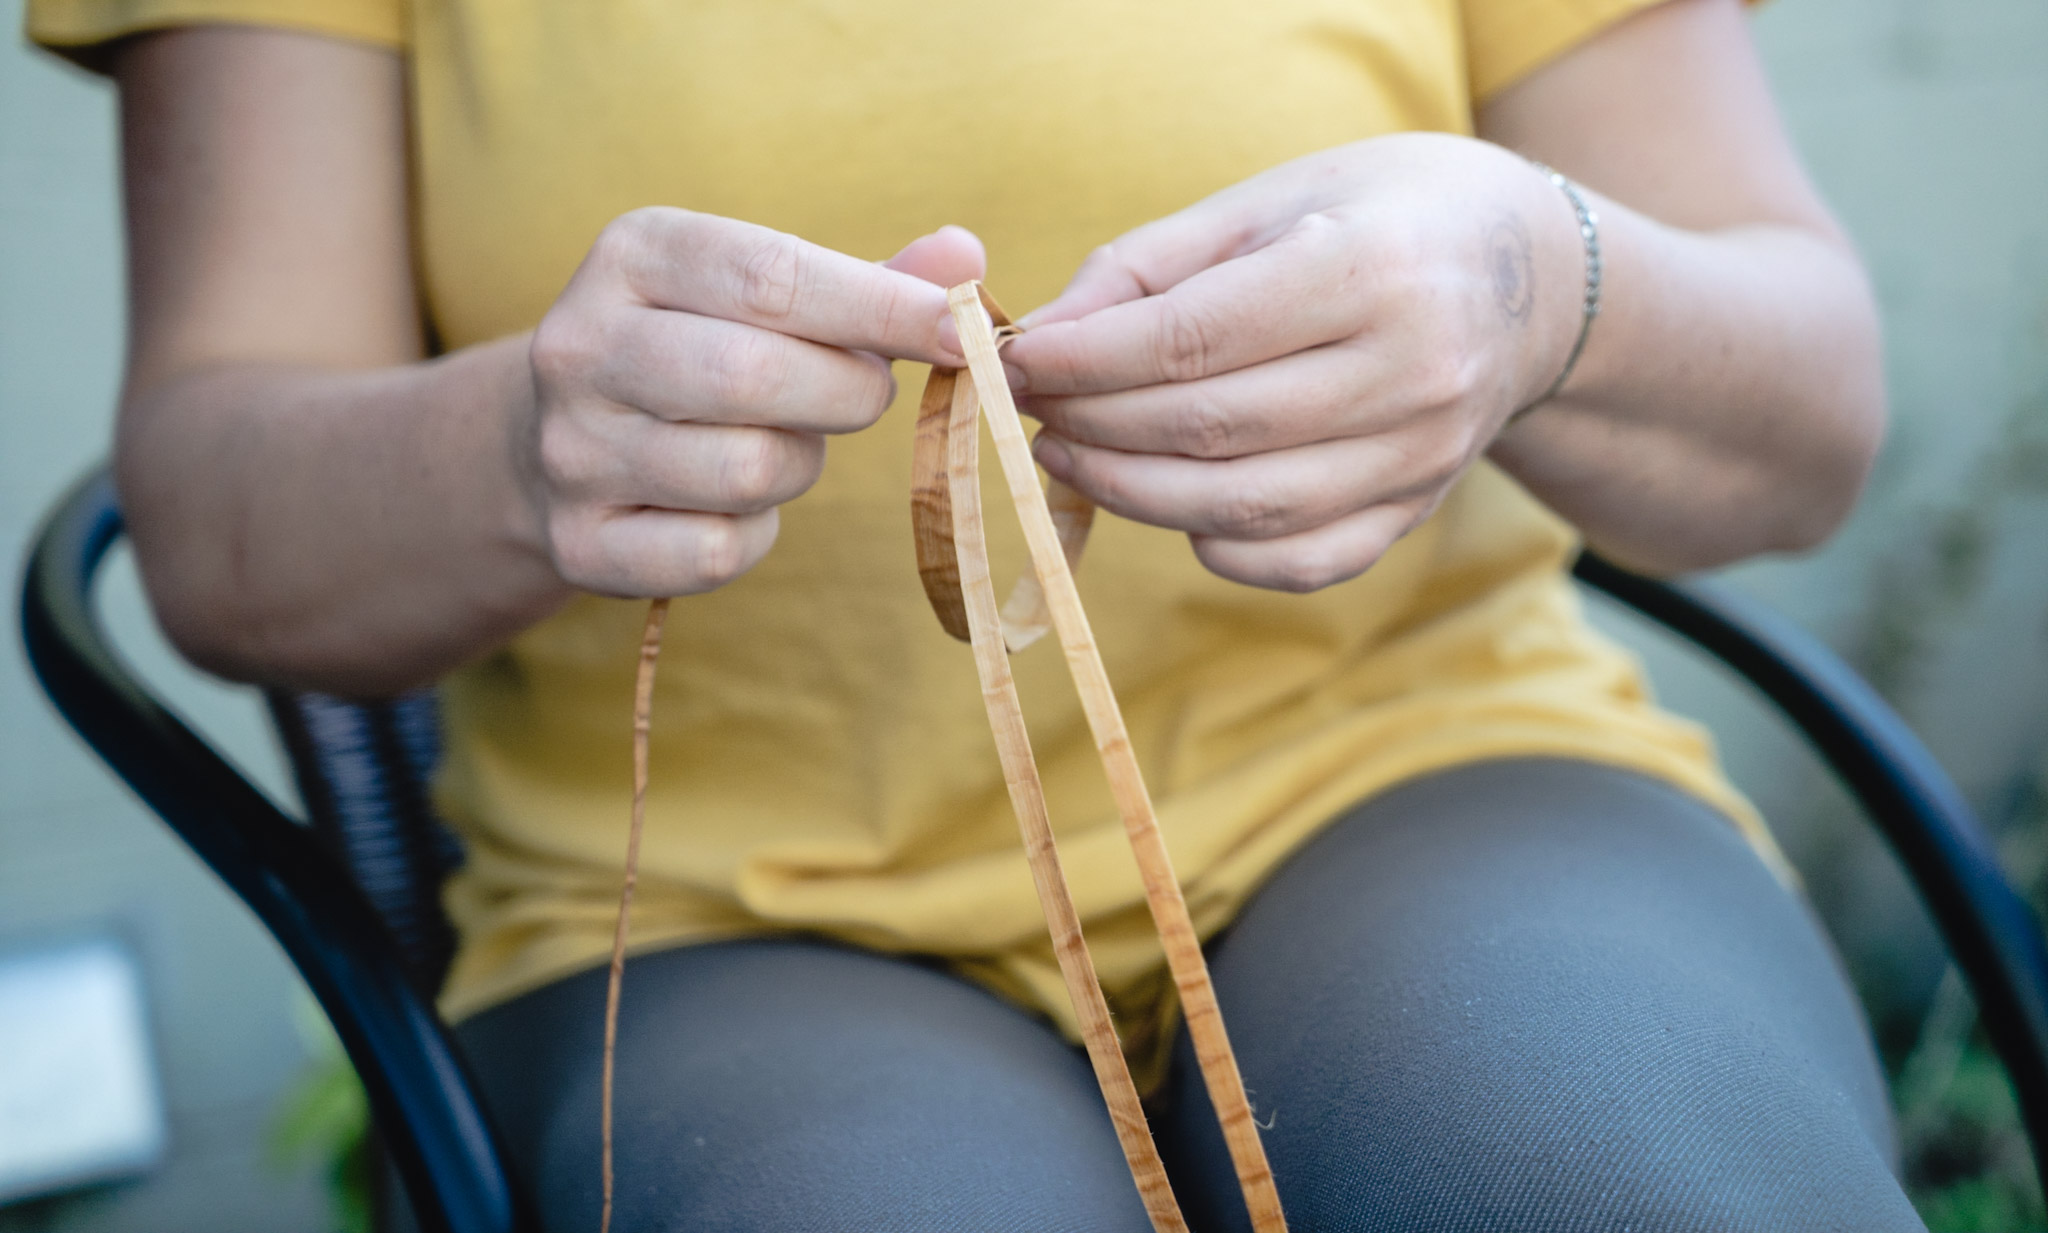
[438,758,1922,1232]
[1163,758,1919,1232]
[451,939,1153,1232]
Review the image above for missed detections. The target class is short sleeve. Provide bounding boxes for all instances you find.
[1459,0,1665,101]
[26,0,403,68]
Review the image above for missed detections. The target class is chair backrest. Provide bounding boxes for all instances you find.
[267,690,461,992]
[21,467,532,1233]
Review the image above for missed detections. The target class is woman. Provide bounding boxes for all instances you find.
[32,0,1915,1226]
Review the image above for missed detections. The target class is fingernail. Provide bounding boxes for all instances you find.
[1004,361,1028,393]
[1033,433,1073,478]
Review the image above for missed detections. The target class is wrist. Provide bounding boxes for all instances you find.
[499,332,560,573]
[1508,158,1603,420]
[424,333,574,614]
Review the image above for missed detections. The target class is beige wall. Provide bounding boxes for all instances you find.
[2,8,323,1230]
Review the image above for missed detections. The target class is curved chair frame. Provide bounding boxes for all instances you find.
[19,469,535,1233]
[21,464,2048,1226]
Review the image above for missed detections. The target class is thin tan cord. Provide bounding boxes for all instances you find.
[600,596,669,1233]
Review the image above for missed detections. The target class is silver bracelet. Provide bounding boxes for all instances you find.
[1517,162,1602,417]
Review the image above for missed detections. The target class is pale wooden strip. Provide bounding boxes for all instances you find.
[600,596,670,1233]
[998,476,1095,652]
[949,281,1289,1233]
[945,372,1189,1233]
[911,366,971,641]
[911,300,1091,654]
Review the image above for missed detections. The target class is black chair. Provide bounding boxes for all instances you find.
[21,462,2048,1232]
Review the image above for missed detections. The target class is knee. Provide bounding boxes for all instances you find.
[1166,927,1921,1233]
[1162,761,1920,1231]
[1265,1066,1916,1232]
[1170,1014,1920,1232]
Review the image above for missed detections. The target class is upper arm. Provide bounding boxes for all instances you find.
[114,25,422,398]
[1476,0,1845,243]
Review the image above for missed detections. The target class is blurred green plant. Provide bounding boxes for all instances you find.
[1896,971,2048,1229]
[269,992,372,1233]
[1853,382,2048,1230]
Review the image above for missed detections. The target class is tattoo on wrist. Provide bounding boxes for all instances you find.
[1487,216,1536,326]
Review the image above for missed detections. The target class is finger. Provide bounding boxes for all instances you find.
[555,414,825,516]
[1020,174,1319,329]
[565,507,780,597]
[883,225,987,289]
[882,225,987,359]
[1006,211,1366,396]
[1032,428,1447,541]
[1027,342,1416,460]
[1191,502,1422,594]
[590,307,896,433]
[595,208,964,364]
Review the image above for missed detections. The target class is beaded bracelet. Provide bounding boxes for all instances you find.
[1520,161,1603,416]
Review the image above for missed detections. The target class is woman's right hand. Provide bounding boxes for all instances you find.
[521,211,985,597]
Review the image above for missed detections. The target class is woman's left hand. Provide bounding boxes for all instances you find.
[1005,133,1585,593]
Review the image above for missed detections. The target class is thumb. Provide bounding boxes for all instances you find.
[883,224,987,289]
[1019,191,1273,330]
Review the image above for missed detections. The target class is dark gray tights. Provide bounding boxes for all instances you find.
[437,759,1923,1231]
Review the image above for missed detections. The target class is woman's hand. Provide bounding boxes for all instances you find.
[1009,0,1883,585]
[112,23,990,693]
[520,214,984,597]
[1006,134,1584,593]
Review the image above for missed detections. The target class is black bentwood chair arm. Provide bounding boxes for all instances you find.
[18,466,535,1233]
[1573,551,2048,1185]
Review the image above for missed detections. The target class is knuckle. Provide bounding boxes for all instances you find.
[1214,480,1291,539]
[590,207,669,273]
[689,518,755,589]
[850,357,897,427]
[1411,351,1478,412]
[529,310,602,390]
[866,280,912,350]
[1195,538,1335,594]
[1419,421,1478,482]
[1171,392,1242,459]
[586,215,639,271]
[1153,299,1221,384]
[737,231,807,322]
[1264,541,1355,594]
[544,512,603,586]
[717,431,787,508]
[1275,209,1343,258]
[534,416,592,489]
[1268,557,1334,594]
[1078,242,1139,290]
[705,328,785,411]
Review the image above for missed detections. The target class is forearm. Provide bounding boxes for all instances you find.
[1489,192,1884,575]
[116,335,569,696]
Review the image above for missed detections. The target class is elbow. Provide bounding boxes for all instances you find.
[111,447,269,687]
[151,591,268,687]
[1767,296,1888,556]
[1582,370,1887,579]
[127,538,432,699]
[1694,261,1889,567]
[1681,383,1886,572]
[111,408,301,692]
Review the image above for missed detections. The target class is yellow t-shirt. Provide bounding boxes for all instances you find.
[34,0,1781,1080]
